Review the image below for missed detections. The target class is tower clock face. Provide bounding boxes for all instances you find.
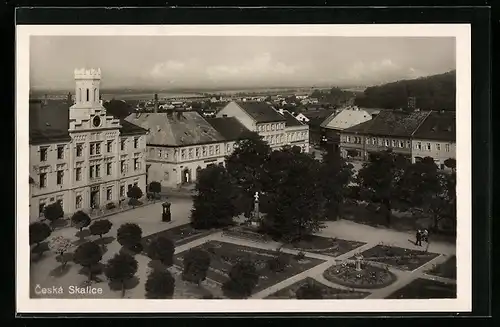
[92,116,101,127]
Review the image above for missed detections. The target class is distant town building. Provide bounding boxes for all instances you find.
[293,113,310,123]
[339,109,457,168]
[217,101,309,152]
[320,106,373,152]
[29,68,148,222]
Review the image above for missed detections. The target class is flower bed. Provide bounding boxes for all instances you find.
[425,255,456,280]
[222,226,271,243]
[141,223,214,249]
[266,277,370,299]
[323,260,397,289]
[355,245,439,271]
[287,235,366,257]
[386,278,456,299]
[174,240,325,294]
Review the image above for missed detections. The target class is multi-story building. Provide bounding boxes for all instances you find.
[29,68,148,222]
[217,101,309,152]
[320,106,373,152]
[340,110,431,161]
[125,111,250,188]
[411,111,456,169]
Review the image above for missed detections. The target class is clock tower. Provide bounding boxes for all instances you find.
[69,68,120,132]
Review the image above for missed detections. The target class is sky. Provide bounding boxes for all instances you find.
[30,36,456,91]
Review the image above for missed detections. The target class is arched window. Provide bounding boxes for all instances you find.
[86,89,89,101]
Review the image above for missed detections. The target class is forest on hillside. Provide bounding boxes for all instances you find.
[354,70,456,111]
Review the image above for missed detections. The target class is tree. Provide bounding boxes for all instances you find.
[43,202,64,227]
[191,165,237,229]
[148,181,161,197]
[117,223,143,250]
[356,150,411,226]
[73,241,102,281]
[427,172,456,231]
[320,149,354,220]
[89,219,113,239]
[104,252,138,298]
[146,236,175,267]
[444,158,456,172]
[145,269,175,299]
[182,248,211,285]
[48,236,73,268]
[295,281,324,299]
[29,222,51,247]
[222,259,259,299]
[262,147,325,241]
[71,210,91,232]
[127,186,143,207]
[225,131,272,216]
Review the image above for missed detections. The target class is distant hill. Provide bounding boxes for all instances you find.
[354,70,456,111]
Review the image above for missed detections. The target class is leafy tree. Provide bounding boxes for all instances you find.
[127,186,143,207]
[148,181,162,196]
[182,248,211,285]
[71,210,91,232]
[103,99,134,119]
[191,165,237,229]
[89,219,113,239]
[43,202,64,226]
[444,158,456,171]
[146,236,175,267]
[222,259,259,299]
[225,131,272,216]
[145,269,175,299]
[73,241,102,281]
[262,147,325,241]
[29,222,51,247]
[320,149,354,220]
[104,252,138,298]
[356,150,411,226]
[428,172,456,231]
[296,281,324,299]
[48,236,73,268]
[117,223,143,250]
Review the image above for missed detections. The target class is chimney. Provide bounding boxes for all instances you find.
[154,93,159,113]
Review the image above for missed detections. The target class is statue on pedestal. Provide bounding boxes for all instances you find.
[162,202,171,222]
[250,191,261,228]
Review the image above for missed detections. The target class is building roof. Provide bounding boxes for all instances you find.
[29,99,147,145]
[321,107,372,130]
[342,110,431,138]
[126,111,226,146]
[412,111,456,141]
[205,117,251,141]
[235,101,286,123]
[302,109,336,127]
[279,110,304,127]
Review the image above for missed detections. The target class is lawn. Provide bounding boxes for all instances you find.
[266,277,370,299]
[173,240,326,294]
[386,278,456,299]
[285,235,366,257]
[425,255,456,280]
[141,223,215,248]
[355,245,439,271]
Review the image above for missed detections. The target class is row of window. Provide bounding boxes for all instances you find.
[263,131,307,145]
[36,159,142,188]
[38,182,139,215]
[343,136,452,152]
[152,144,230,161]
[257,123,285,132]
[39,137,141,162]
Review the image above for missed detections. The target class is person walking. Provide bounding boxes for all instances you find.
[422,229,429,243]
[415,229,422,246]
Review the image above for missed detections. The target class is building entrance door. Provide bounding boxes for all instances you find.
[90,187,100,209]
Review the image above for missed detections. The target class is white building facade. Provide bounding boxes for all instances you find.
[29,68,147,222]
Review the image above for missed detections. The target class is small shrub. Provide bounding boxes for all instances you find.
[117,223,143,250]
[106,202,116,210]
[294,251,306,261]
[43,202,64,225]
[146,236,175,267]
[145,269,175,299]
[71,211,91,232]
[29,222,51,247]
